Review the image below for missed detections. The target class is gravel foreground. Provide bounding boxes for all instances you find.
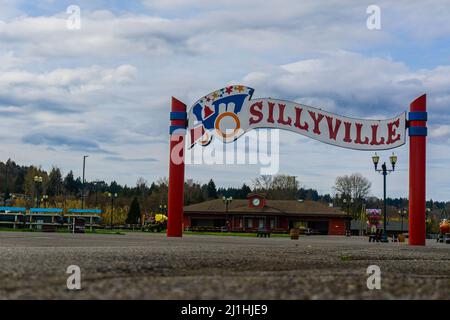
[0,231,448,300]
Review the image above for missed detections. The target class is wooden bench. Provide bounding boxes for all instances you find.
[256,229,271,238]
[42,224,57,232]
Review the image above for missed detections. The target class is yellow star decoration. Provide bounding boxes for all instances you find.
[212,92,219,100]
[235,85,245,93]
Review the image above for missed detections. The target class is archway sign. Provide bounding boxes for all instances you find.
[168,85,427,246]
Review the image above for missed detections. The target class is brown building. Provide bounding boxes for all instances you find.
[183,193,348,235]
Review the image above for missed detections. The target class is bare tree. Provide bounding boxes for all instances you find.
[136,177,148,219]
[272,175,299,191]
[334,173,371,200]
[271,175,299,200]
[252,174,299,200]
[252,175,273,192]
[136,177,147,190]
[156,177,168,188]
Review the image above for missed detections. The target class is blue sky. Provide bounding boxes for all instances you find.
[1,0,450,200]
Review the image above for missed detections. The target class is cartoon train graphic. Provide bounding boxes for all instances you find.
[188,86,254,147]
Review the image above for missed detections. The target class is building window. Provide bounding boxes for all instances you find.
[293,221,307,229]
[246,218,252,228]
[259,219,264,228]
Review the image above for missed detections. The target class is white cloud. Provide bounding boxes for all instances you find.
[0,1,449,200]
[430,125,450,140]
[0,64,136,87]
[243,51,450,121]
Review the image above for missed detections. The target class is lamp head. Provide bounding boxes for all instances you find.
[372,153,380,170]
[389,152,397,170]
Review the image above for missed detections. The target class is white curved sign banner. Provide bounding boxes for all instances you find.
[187,85,406,151]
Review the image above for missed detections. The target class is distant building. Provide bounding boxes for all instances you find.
[0,207,102,230]
[350,220,409,235]
[183,193,348,235]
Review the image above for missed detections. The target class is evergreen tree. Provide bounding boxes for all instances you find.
[47,166,63,197]
[109,181,121,194]
[206,179,217,199]
[14,170,25,194]
[126,197,141,224]
[64,171,78,195]
[75,177,83,197]
[2,185,9,205]
[239,183,252,198]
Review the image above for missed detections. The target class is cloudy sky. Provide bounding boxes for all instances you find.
[1,0,449,200]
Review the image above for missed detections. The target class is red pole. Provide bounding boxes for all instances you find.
[167,97,187,237]
[408,94,427,246]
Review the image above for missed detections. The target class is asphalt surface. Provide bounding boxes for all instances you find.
[0,231,448,299]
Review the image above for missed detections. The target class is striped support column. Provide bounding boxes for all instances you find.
[167,97,187,237]
[408,94,427,246]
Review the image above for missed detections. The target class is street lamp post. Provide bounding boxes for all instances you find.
[81,155,88,209]
[93,181,99,208]
[342,196,354,236]
[371,152,397,243]
[398,208,408,233]
[42,195,49,208]
[222,196,233,231]
[108,192,118,230]
[425,208,431,238]
[3,162,8,206]
[33,176,43,208]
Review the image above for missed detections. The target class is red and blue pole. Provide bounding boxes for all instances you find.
[167,97,187,237]
[408,94,427,246]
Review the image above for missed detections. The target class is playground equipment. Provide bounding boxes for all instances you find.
[143,213,168,232]
[366,209,385,242]
[366,209,383,231]
[437,219,450,243]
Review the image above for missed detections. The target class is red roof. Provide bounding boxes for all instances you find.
[184,199,346,217]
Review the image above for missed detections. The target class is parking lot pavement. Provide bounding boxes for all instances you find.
[0,231,448,299]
